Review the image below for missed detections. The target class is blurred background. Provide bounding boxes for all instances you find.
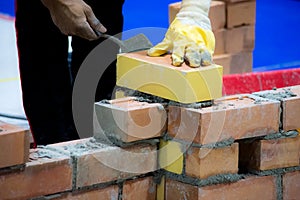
[0,0,300,124]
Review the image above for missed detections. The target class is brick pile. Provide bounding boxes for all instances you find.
[1,84,299,199]
[169,0,256,74]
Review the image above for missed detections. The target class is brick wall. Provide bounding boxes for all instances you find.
[1,84,299,200]
[169,0,256,74]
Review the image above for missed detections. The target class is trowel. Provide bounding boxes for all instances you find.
[95,30,153,53]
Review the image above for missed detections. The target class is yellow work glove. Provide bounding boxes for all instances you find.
[147,0,215,68]
[41,0,107,41]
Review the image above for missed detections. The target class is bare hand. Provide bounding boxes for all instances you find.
[41,0,107,40]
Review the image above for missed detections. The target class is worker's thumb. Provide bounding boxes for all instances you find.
[147,38,171,57]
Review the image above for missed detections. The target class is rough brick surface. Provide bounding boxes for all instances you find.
[168,95,280,144]
[227,1,256,28]
[240,136,300,171]
[253,85,300,131]
[225,25,255,54]
[123,177,156,200]
[186,143,239,179]
[165,176,277,200]
[209,1,226,31]
[283,170,300,200]
[213,29,226,55]
[214,51,253,74]
[117,51,223,103]
[49,138,157,188]
[0,148,72,200]
[0,122,30,169]
[95,97,167,143]
[282,85,300,131]
[55,185,119,200]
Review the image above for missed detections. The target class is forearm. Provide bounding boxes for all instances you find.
[177,0,212,30]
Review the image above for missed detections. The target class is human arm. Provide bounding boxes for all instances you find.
[147,0,215,67]
[41,0,107,40]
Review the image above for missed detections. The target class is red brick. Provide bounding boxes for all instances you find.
[186,143,239,179]
[282,85,300,131]
[55,185,119,200]
[240,136,300,171]
[227,1,256,28]
[209,1,226,31]
[123,177,156,200]
[0,122,30,169]
[283,170,300,200]
[168,94,280,144]
[213,29,226,55]
[95,97,167,143]
[213,51,253,74]
[0,148,72,200]
[168,1,226,31]
[165,175,277,200]
[225,25,255,54]
[49,138,157,188]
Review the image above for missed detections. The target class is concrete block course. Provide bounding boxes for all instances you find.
[0,122,30,169]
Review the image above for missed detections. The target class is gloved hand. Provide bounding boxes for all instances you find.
[147,0,215,67]
[41,0,107,40]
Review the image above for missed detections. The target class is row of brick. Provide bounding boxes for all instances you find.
[164,170,300,200]
[96,85,300,145]
[0,138,157,200]
[160,135,300,178]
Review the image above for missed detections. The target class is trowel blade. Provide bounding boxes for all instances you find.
[122,33,153,53]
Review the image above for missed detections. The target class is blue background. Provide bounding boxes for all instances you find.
[1,0,300,71]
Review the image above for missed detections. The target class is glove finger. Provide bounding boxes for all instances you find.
[185,43,201,68]
[200,47,213,66]
[147,38,171,57]
[171,38,185,66]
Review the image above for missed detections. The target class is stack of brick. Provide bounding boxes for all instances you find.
[1,85,298,199]
[160,85,300,199]
[169,0,256,74]
[0,98,164,200]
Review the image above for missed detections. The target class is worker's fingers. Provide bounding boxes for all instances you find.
[171,37,186,66]
[84,5,107,36]
[200,47,213,66]
[147,38,171,57]
[74,21,99,41]
[185,43,201,68]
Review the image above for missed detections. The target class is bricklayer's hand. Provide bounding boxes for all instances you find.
[41,0,106,40]
[147,0,215,68]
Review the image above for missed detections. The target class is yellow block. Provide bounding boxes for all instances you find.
[159,140,183,174]
[156,176,165,200]
[297,129,300,135]
[117,51,223,104]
